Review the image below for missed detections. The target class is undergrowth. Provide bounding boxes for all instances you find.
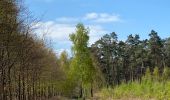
[98,67,170,100]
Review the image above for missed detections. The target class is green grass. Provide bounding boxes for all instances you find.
[97,67,170,100]
[98,80,170,100]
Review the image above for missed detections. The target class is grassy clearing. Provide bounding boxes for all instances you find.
[95,67,170,100]
[97,80,170,100]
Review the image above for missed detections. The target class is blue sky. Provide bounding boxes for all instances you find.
[25,0,170,55]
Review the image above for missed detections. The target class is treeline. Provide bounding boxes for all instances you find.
[91,31,170,87]
[1,0,170,100]
[0,0,64,100]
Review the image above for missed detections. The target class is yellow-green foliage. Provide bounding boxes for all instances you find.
[142,67,152,83]
[99,67,170,100]
[162,67,170,81]
[153,67,160,81]
[99,81,170,100]
[69,23,96,98]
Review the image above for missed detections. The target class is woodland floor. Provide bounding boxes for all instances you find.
[46,96,156,100]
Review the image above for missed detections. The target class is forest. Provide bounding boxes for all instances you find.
[1,0,170,100]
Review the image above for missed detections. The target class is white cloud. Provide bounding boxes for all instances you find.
[88,25,108,44]
[36,21,107,44]
[35,21,108,55]
[84,12,121,23]
[84,13,98,20]
[35,22,75,41]
[34,12,122,55]
[54,12,122,24]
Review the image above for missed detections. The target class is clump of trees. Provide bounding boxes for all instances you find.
[0,0,64,100]
[1,0,170,100]
[0,0,103,100]
[91,30,170,87]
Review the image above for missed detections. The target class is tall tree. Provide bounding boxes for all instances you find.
[164,38,170,67]
[69,23,95,99]
[148,30,163,70]
[91,32,118,86]
[126,34,141,81]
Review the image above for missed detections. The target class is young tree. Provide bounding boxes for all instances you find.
[59,51,69,74]
[162,67,170,82]
[142,67,151,83]
[69,23,95,99]
[153,67,160,81]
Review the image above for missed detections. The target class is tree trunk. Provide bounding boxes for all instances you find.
[90,83,93,97]
[8,68,12,100]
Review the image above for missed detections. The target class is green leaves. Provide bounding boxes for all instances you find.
[69,23,95,97]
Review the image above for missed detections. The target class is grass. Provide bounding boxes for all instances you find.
[97,80,170,100]
[96,67,170,100]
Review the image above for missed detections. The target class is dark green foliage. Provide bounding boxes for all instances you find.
[148,30,164,69]
[165,38,170,67]
[1,1,170,99]
[91,30,170,86]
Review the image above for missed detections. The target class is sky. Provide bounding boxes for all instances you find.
[25,0,170,55]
